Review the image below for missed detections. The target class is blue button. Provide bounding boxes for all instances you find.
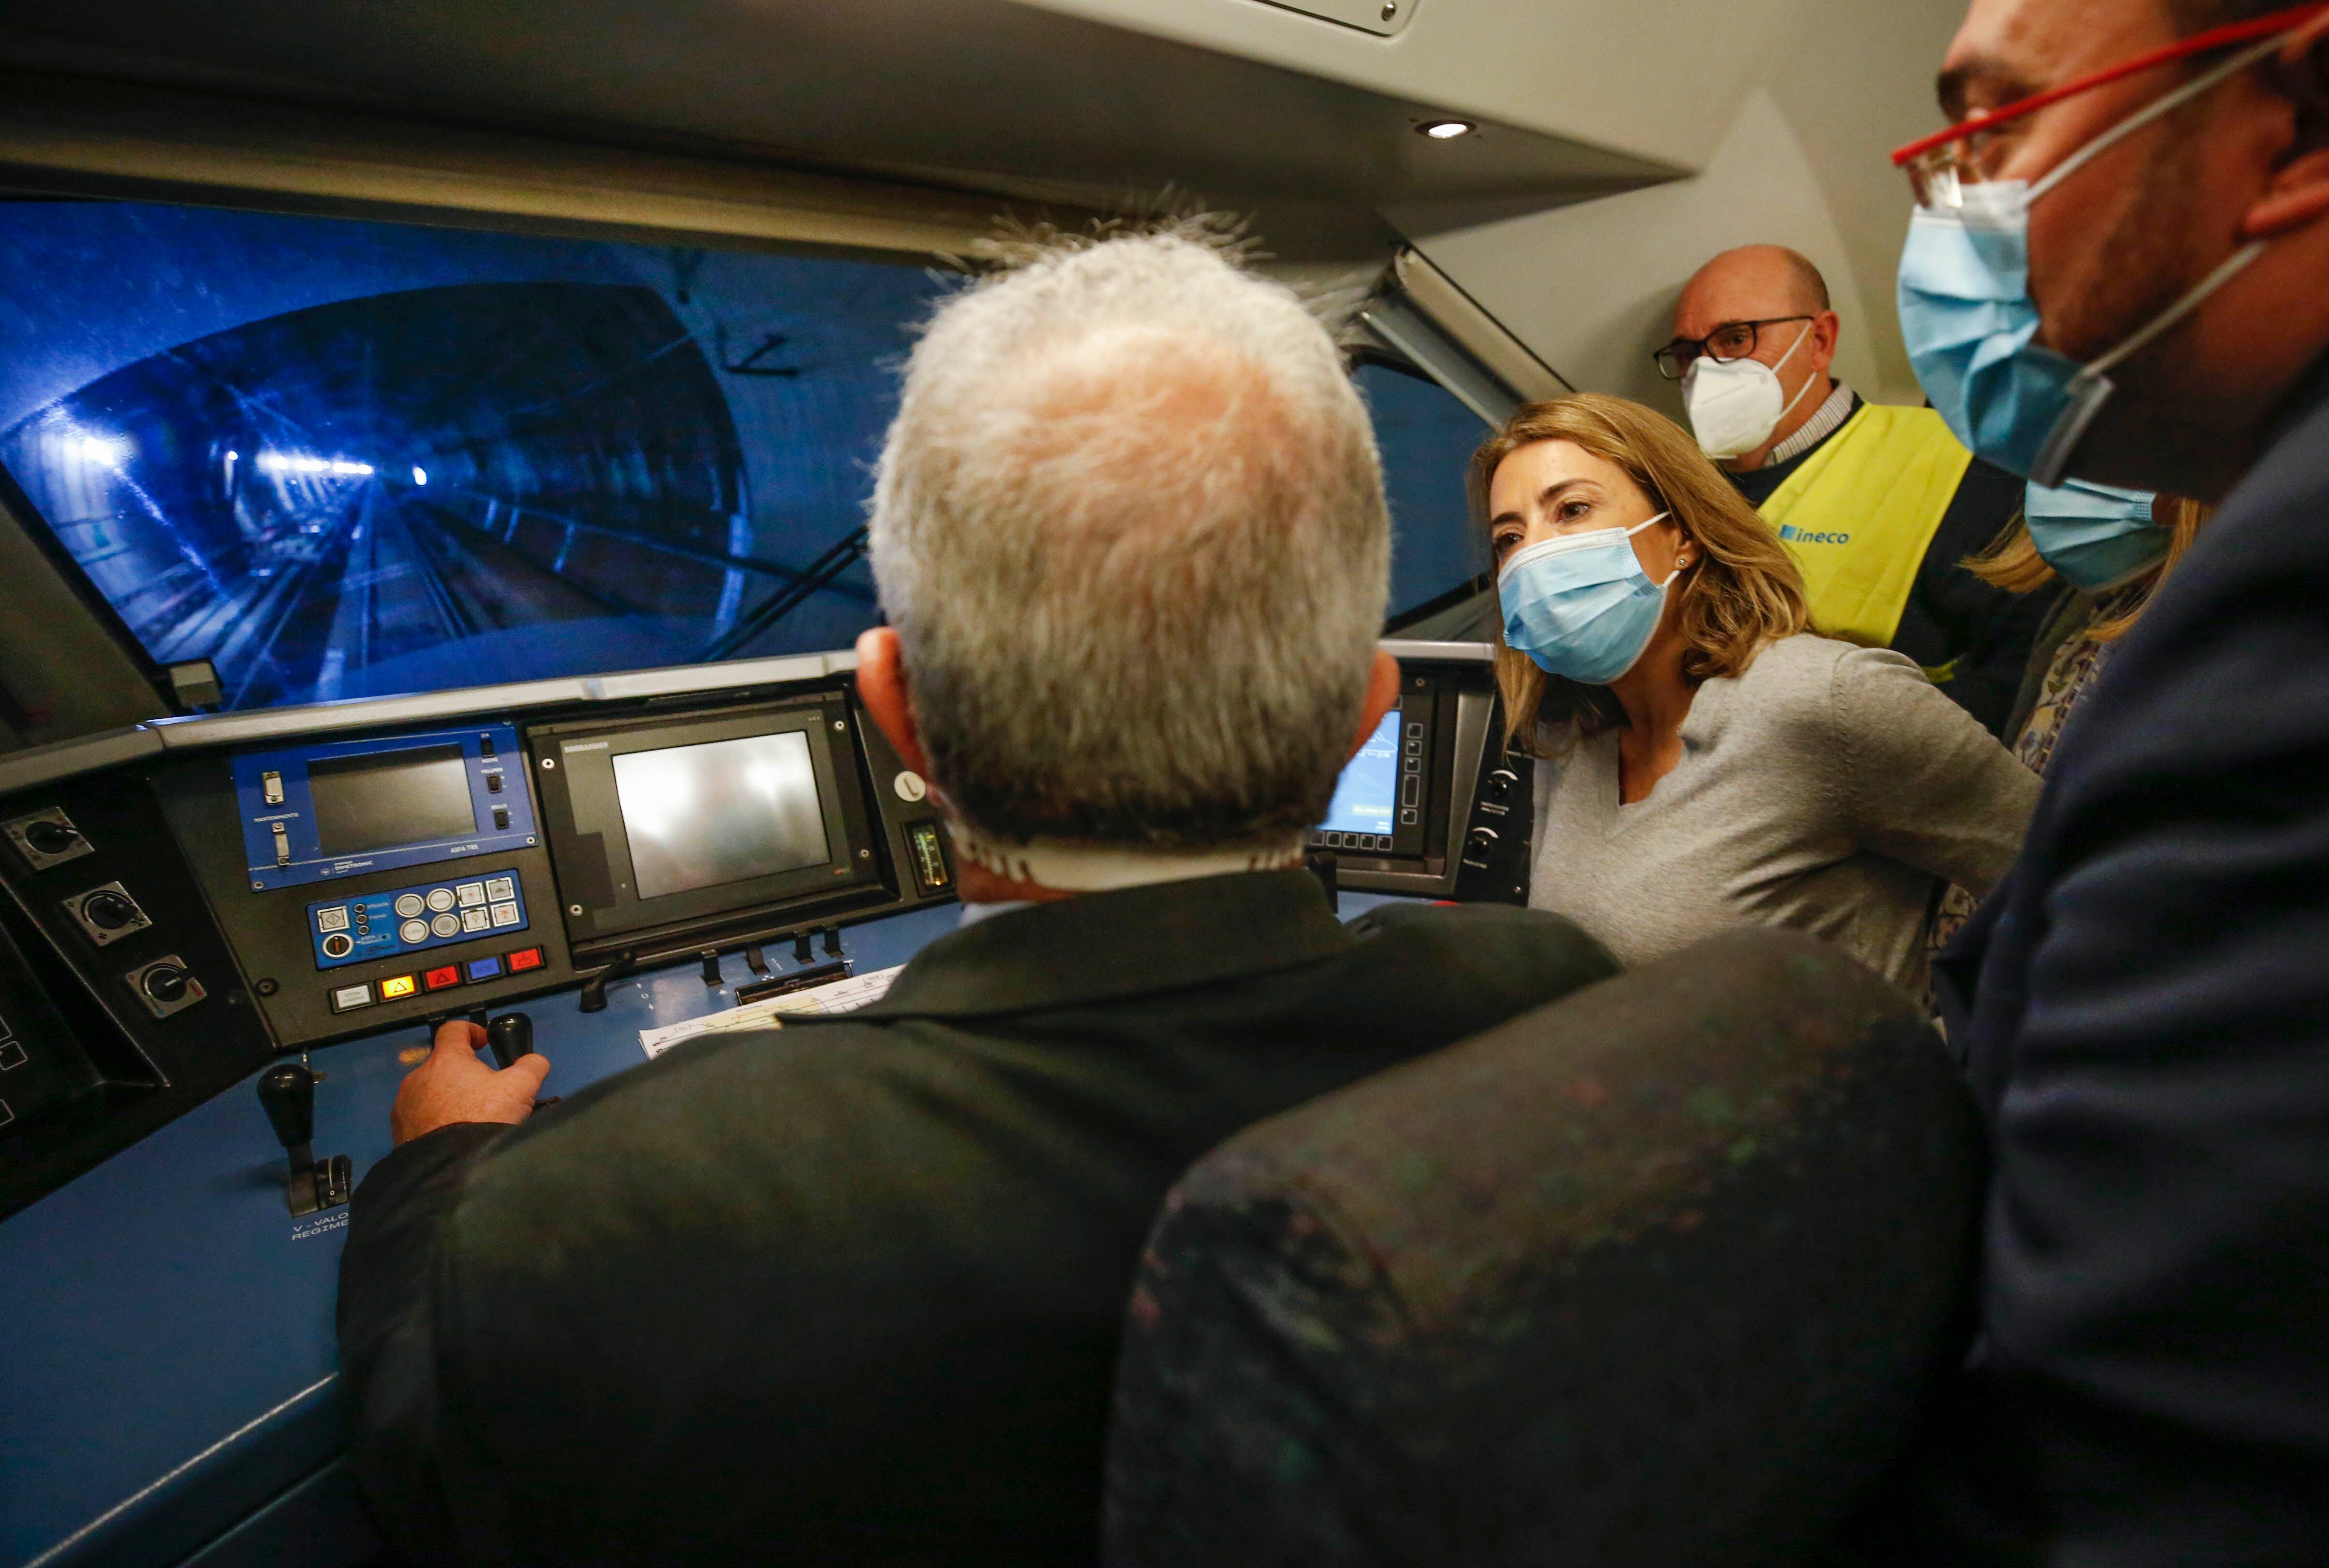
[465,956,504,982]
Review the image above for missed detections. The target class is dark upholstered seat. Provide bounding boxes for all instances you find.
[1104,929,1980,1568]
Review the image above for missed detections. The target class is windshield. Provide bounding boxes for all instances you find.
[0,199,955,709]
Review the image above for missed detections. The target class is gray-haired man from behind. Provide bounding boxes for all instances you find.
[336,228,1617,1567]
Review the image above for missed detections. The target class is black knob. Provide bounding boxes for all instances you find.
[1466,826,1500,854]
[81,890,137,930]
[1483,768,1518,804]
[142,964,189,1004]
[24,819,79,856]
[486,1012,534,1070]
[256,1062,316,1152]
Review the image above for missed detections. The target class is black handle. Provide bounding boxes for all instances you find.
[486,1012,534,1070]
[578,950,635,1014]
[257,1062,315,1152]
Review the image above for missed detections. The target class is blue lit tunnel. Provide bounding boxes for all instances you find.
[0,202,1490,713]
[3,281,883,708]
[0,202,954,710]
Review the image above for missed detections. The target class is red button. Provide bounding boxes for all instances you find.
[506,946,544,973]
[422,963,463,992]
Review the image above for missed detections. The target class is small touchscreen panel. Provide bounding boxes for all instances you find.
[1318,709,1400,837]
[613,732,833,900]
[309,744,477,857]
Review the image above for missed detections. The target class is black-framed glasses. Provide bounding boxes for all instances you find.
[1651,316,1814,380]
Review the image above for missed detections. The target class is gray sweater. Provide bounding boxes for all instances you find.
[1528,633,2041,990]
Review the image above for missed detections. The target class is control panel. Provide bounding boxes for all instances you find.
[325,943,548,1017]
[0,771,276,1221]
[1309,700,1438,859]
[1311,647,1518,901]
[0,646,1235,1215]
[234,723,535,890]
[308,868,528,969]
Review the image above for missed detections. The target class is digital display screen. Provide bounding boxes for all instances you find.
[308,744,477,857]
[613,731,832,901]
[1318,708,1400,837]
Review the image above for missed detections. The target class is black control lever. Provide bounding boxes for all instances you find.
[256,1062,352,1217]
[578,950,637,1014]
[484,1012,557,1111]
[486,1012,534,1070]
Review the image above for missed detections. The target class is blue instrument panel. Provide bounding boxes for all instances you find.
[307,867,529,973]
[0,905,965,1568]
[233,725,537,890]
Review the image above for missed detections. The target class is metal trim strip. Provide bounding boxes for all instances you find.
[1390,246,1572,402]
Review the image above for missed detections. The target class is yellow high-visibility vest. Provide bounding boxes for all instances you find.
[1756,403,1972,656]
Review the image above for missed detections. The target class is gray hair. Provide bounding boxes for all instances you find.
[868,225,1390,850]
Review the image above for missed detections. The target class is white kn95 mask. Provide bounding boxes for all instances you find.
[1681,319,1818,461]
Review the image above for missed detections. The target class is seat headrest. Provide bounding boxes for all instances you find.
[1105,929,1980,1568]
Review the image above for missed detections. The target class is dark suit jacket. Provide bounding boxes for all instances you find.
[1906,360,2329,1563]
[337,871,1616,1565]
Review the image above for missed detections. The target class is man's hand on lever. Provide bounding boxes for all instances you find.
[391,1019,551,1147]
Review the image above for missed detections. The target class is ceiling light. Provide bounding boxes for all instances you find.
[1417,119,1476,140]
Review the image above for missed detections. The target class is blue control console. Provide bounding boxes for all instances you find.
[307,868,530,973]
[234,724,537,891]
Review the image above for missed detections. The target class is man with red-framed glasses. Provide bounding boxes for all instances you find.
[1867,1,2329,1562]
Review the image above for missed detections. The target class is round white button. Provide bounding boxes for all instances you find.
[425,887,456,913]
[394,893,425,918]
[893,770,927,803]
[399,919,429,944]
[431,913,461,938]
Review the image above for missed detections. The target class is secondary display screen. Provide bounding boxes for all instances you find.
[308,744,477,857]
[613,731,833,901]
[1318,709,1400,837]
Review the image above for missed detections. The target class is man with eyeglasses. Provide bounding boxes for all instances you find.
[1859,1,2329,1562]
[1659,245,2045,739]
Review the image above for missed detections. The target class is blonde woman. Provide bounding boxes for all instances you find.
[1969,482,2210,775]
[1925,483,2212,959]
[1478,393,2040,990]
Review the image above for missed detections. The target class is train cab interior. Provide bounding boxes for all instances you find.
[0,2,2025,1564]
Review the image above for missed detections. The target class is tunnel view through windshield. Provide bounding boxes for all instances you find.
[0,200,1486,711]
[0,201,951,709]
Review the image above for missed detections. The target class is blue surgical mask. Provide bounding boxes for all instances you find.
[2023,478,2168,593]
[1498,513,1678,685]
[1896,36,2277,487]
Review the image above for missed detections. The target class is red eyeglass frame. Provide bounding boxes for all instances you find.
[1890,0,2329,170]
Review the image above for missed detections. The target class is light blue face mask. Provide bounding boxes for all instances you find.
[1896,34,2279,487]
[2024,477,2168,592]
[1498,513,1677,685]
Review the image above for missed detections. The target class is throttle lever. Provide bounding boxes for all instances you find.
[485,1012,557,1110]
[256,1061,352,1217]
[486,1012,534,1070]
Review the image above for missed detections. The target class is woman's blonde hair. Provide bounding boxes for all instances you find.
[1966,493,2210,640]
[1470,393,1809,754]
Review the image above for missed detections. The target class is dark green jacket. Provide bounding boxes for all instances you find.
[338,871,1616,1565]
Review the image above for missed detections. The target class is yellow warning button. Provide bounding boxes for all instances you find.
[378,973,419,1002]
